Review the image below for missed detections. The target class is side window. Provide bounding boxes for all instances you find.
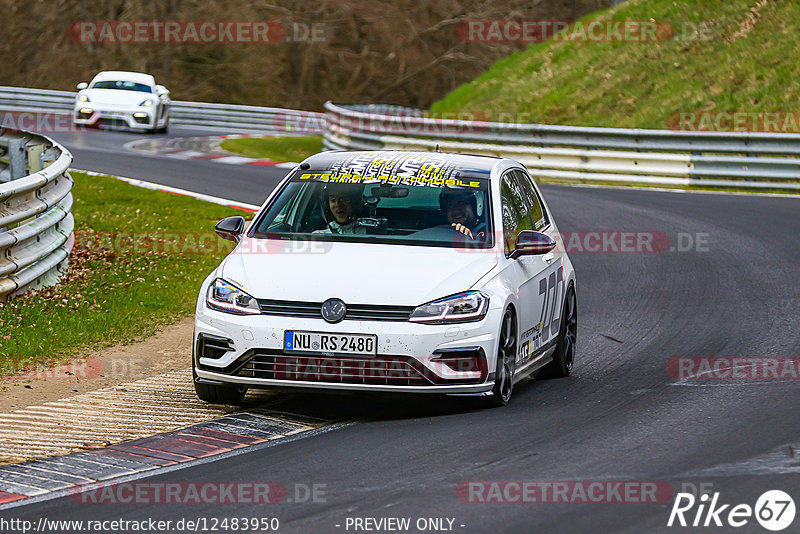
[512,170,548,230]
[500,172,533,255]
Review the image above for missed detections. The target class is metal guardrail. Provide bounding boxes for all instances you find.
[3,86,799,190]
[324,103,800,190]
[0,86,325,134]
[0,130,74,300]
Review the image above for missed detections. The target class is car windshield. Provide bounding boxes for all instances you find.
[250,169,493,248]
[91,80,153,93]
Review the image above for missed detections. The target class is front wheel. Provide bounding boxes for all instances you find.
[193,368,247,404]
[539,284,577,379]
[488,308,516,407]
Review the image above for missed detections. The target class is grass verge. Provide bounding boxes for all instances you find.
[221,135,324,162]
[0,172,247,375]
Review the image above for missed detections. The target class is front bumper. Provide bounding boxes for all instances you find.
[73,105,156,129]
[194,304,501,394]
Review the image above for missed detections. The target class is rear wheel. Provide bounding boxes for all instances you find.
[540,284,577,379]
[192,367,247,405]
[488,308,516,407]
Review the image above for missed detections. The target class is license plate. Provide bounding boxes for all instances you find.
[284,331,377,356]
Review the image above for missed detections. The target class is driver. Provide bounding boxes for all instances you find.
[440,188,484,240]
[314,182,367,234]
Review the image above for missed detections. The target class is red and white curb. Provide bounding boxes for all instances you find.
[0,366,336,507]
[0,409,334,508]
[75,169,262,213]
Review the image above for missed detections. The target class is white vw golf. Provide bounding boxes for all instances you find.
[193,151,577,407]
[73,71,171,133]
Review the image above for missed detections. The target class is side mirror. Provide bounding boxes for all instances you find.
[510,230,556,259]
[76,82,88,90]
[156,85,169,96]
[215,216,245,243]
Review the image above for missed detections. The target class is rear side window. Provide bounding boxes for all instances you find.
[500,171,533,254]
[512,170,548,230]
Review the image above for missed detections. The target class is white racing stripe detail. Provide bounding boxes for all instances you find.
[164,150,209,159]
[212,155,261,164]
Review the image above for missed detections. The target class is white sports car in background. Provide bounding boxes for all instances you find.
[73,71,170,133]
[193,151,578,407]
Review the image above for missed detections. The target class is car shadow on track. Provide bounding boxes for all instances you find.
[239,378,544,423]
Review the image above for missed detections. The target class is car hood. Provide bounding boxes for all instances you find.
[81,89,153,106]
[219,238,498,306]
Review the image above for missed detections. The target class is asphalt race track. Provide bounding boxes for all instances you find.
[3,127,800,532]
[49,126,290,204]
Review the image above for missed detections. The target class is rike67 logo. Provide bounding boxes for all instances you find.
[668,490,795,531]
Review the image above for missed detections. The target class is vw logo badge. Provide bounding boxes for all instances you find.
[321,298,346,324]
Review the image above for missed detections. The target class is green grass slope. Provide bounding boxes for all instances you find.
[431,0,799,130]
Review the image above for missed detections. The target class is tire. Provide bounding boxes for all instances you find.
[539,284,577,379]
[192,367,247,405]
[487,308,516,407]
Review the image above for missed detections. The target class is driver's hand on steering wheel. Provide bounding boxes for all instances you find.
[451,223,474,239]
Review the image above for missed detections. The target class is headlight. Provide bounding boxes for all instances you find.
[79,94,90,102]
[409,291,489,324]
[139,99,154,107]
[206,278,260,315]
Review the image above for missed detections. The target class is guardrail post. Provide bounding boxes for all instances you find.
[26,143,43,173]
[8,137,26,179]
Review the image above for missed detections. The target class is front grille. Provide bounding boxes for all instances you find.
[257,299,414,322]
[236,351,433,386]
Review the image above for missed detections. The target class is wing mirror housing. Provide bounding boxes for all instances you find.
[511,230,556,259]
[215,216,245,243]
[156,85,170,96]
[76,82,88,90]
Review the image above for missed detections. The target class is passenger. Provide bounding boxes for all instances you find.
[314,183,367,234]
[439,188,485,239]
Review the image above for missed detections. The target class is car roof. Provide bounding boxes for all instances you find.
[300,150,504,180]
[91,71,156,86]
